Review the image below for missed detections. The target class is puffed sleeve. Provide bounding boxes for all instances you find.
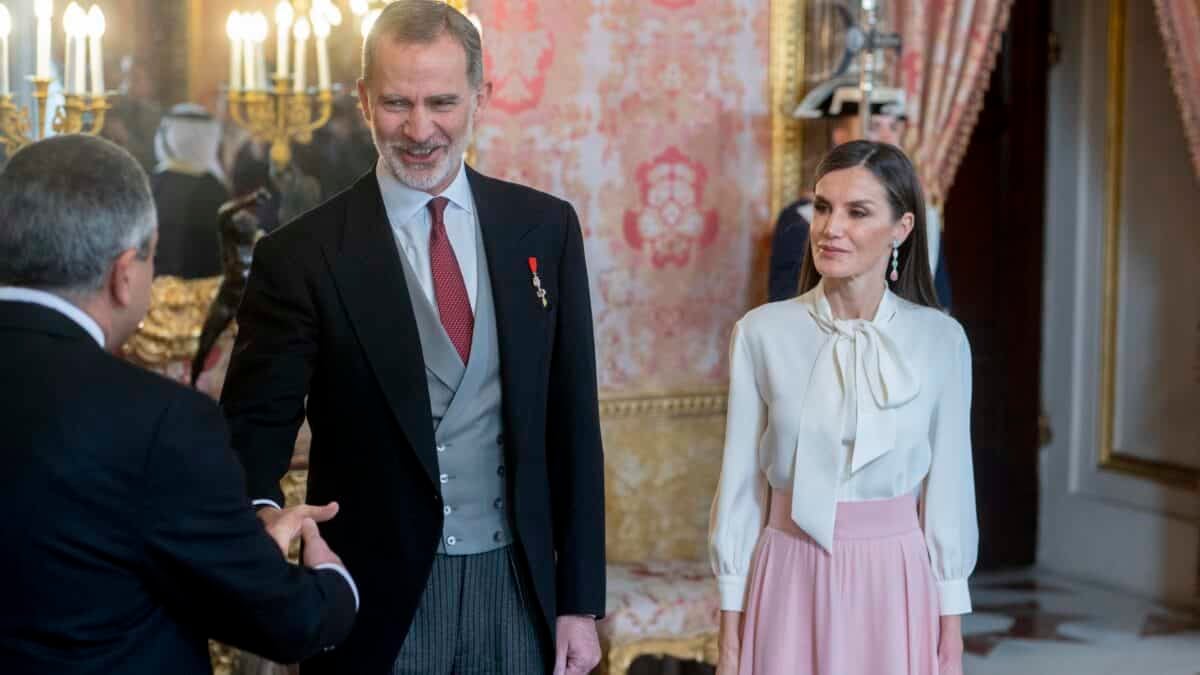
[919,325,979,615]
[708,319,769,612]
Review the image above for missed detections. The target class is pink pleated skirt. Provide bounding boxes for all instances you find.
[737,491,940,675]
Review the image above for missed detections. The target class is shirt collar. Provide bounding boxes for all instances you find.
[375,157,475,229]
[0,287,106,348]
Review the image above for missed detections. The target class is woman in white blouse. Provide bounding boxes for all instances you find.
[710,140,977,675]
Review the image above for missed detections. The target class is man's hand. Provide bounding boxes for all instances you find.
[553,615,601,675]
[258,502,339,557]
[299,518,344,569]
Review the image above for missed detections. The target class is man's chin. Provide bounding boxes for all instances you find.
[386,157,457,193]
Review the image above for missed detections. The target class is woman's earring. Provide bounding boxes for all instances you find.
[889,239,900,282]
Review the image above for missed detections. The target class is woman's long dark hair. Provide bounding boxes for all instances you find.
[797,140,940,309]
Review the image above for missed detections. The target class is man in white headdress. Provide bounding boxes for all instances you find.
[150,103,230,278]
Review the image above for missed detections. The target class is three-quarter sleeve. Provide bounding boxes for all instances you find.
[919,326,979,615]
[709,320,769,612]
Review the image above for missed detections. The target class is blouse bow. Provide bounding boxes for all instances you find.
[789,284,920,552]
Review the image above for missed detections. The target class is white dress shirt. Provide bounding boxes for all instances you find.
[709,282,978,616]
[376,158,479,312]
[0,286,106,347]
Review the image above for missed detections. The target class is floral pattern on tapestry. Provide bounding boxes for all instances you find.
[474,0,772,394]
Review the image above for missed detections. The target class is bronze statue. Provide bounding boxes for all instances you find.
[190,188,269,387]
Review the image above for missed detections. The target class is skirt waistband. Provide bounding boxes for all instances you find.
[767,491,920,541]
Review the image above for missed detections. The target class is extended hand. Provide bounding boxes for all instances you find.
[298,517,344,569]
[259,502,339,557]
[553,615,601,675]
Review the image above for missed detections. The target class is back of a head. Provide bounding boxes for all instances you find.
[0,135,156,296]
[361,0,483,89]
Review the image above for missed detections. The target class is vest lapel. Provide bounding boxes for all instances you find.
[395,243,467,391]
[441,219,496,428]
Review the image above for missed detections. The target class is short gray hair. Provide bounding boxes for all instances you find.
[0,134,156,294]
[362,0,483,90]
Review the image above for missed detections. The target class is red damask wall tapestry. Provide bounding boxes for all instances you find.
[472,0,773,396]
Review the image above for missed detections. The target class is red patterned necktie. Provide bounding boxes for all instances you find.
[427,197,473,363]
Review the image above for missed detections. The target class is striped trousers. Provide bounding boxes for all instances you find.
[392,546,549,674]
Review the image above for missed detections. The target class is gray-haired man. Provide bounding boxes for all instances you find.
[0,135,357,675]
[221,1,608,673]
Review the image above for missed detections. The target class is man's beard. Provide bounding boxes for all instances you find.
[376,115,473,193]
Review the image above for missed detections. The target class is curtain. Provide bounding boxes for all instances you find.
[1152,0,1200,180]
[890,0,1015,204]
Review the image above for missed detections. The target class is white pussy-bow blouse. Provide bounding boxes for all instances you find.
[709,282,978,616]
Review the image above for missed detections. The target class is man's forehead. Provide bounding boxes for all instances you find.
[377,34,466,68]
[371,38,470,90]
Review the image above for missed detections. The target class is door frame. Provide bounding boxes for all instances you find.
[1038,0,1199,604]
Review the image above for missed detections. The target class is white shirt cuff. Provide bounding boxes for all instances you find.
[937,578,972,615]
[717,574,749,612]
[252,499,282,510]
[314,563,360,611]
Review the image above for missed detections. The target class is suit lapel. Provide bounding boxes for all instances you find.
[467,168,547,450]
[328,173,439,488]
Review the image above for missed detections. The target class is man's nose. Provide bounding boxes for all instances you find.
[403,106,436,143]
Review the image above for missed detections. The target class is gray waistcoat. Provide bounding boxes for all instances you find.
[396,222,511,556]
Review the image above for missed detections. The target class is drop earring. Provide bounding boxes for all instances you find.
[889,239,900,282]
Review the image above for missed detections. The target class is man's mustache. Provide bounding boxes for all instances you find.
[390,139,450,154]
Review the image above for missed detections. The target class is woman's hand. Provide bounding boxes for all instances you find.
[716,610,743,675]
[938,614,964,675]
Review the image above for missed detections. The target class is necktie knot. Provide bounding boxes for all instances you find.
[427,196,450,231]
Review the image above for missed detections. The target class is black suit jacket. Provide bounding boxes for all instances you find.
[0,301,356,675]
[221,167,607,674]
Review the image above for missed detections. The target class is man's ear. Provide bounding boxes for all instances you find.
[474,80,494,114]
[357,79,373,124]
[107,248,140,309]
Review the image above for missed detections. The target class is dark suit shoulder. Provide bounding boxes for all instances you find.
[476,171,572,212]
[103,351,216,404]
[256,173,367,258]
[90,354,225,437]
[258,200,339,254]
[469,169,577,237]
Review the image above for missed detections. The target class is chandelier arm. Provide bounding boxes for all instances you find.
[87,98,111,136]
[288,89,333,144]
